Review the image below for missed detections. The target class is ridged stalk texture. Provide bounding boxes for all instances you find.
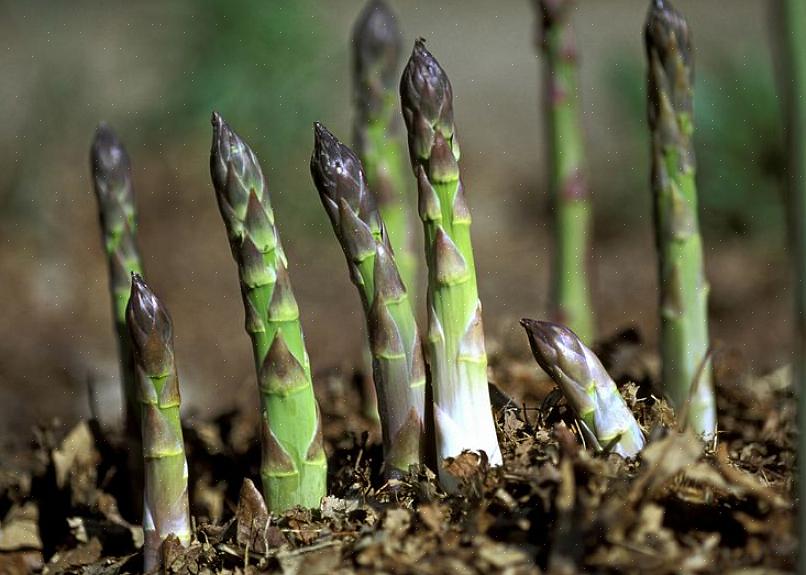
[645,0,716,439]
[537,0,595,343]
[311,123,426,478]
[400,40,502,484]
[776,0,806,569]
[126,274,190,573]
[90,124,144,438]
[352,0,417,301]
[522,319,644,457]
[210,113,326,512]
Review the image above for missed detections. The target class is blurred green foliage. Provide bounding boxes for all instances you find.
[608,52,785,241]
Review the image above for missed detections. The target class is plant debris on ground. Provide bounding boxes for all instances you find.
[0,333,795,574]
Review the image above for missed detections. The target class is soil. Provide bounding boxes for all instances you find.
[0,332,795,574]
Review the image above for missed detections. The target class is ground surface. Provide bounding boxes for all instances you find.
[0,335,795,574]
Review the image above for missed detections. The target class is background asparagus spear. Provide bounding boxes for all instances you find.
[90,124,143,439]
[311,123,426,478]
[521,319,645,458]
[352,0,416,301]
[400,40,502,484]
[645,0,716,439]
[210,113,326,512]
[775,0,806,568]
[535,0,595,343]
[352,0,416,424]
[126,274,190,573]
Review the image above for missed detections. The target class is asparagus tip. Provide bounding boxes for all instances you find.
[520,319,582,377]
[354,0,399,47]
[90,122,129,181]
[645,0,689,55]
[127,273,171,338]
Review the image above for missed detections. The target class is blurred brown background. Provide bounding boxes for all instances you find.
[0,1,789,449]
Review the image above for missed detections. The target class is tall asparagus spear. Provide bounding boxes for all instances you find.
[311,123,426,478]
[352,0,416,300]
[521,319,644,458]
[776,0,806,567]
[535,0,595,343]
[400,40,502,483]
[90,124,143,438]
[126,274,190,573]
[210,113,327,512]
[645,0,716,439]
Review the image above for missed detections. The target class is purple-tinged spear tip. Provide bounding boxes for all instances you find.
[353,0,401,71]
[310,123,374,215]
[520,319,590,385]
[400,39,453,126]
[209,112,263,220]
[644,0,690,64]
[127,273,173,374]
[90,123,131,198]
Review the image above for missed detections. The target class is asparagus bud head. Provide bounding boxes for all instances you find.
[521,319,645,458]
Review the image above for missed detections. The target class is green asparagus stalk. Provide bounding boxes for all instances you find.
[400,40,502,483]
[776,0,806,569]
[90,124,143,439]
[645,0,716,439]
[311,123,426,478]
[352,0,417,300]
[210,113,326,512]
[536,0,595,343]
[126,274,190,573]
[521,319,645,458]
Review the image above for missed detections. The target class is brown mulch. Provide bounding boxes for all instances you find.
[0,331,795,574]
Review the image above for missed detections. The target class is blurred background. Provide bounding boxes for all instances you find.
[0,0,790,449]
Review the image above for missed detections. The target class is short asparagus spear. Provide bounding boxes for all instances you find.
[400,40,502,482]
[126,274,190,573]
[521,319,645,458]
[645,0,716,439]
[352,0,417,301]
[210,113,326,512]
[311,123,426,478]
[535,0,595,343]
[90,124,143,438]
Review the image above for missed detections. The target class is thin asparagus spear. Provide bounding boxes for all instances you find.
[311,123,426,478]
[352,0,417,301]
[776,0,806,567]
[210,113,326,512]
[400,40,502,484]
[126,274,190,572]
[645,0,716,439]
[521,319,645,458]
[536,0,595,343]
[90,124,143,438]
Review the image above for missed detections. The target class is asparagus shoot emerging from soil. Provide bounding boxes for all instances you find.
[126,274,190,572]
[536,0,595,343]
[400,40,502,482]
[352,0,417,301]
[210,113,326,512]
[645,0,716,439]
[521,319,645,458]
[777,0,806,566]
[90,124,144,439]
[311,123,426,478]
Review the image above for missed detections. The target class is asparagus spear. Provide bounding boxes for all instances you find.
[776,0,806,567]
[90,124,143,438]
[521,319,645,458]
[126,274,190,572]
[535,0,595,343]
[210,113,326,512]
[645,0,716,439]
[400,40,502,483]
[311,123,426,478]
[352,0,417,301]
